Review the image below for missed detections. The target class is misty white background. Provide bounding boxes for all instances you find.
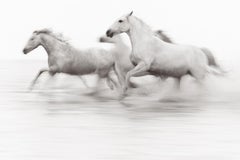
[0,0,239,70]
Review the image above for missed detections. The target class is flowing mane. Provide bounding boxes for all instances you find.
[129,16,153,34]
[34,28,70,44]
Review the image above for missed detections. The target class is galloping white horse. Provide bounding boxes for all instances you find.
[23,29,117,92]
[99,30,176,87]
[106,12,222,94]
[100,30,222,88]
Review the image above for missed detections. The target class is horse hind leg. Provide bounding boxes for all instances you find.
[190,68,206,86]
[106,74,118,90]
[158,77,181,100]
[78,76,89,88]
[172,77,181,90]
[93,68,112,93]
[91,76,103,95]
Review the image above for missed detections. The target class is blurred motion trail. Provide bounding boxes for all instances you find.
[0,60,240,160]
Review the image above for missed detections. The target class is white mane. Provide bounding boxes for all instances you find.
[34,28,70,44]
[129,16,153,34]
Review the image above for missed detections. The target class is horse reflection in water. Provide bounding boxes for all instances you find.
[23,29,118,94]
[106,11,224,96]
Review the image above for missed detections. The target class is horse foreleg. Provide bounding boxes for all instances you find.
[173,78,181,90]
[106,74,118,90]
[113,63,126,88]
[124,62,150,92]
[92,76,103,95]
[29,69,49,90]
[78,76,89,88]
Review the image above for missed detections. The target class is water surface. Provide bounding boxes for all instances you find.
[0,60,240,160]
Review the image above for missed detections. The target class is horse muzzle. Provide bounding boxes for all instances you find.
[99,37,106,42]
[23,48,29,54]
[106,29,114,38]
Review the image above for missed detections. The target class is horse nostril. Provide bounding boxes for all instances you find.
[23,49,27,54]
[106,30,114,38]
[106,30,111,36]
[99,37,104,42]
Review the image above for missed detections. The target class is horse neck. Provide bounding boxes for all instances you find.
[114,36,128,48]
[105,35,125,46]
[126,17,162,49]
[40,34,65,56]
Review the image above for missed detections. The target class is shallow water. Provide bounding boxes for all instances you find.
[1,60,240,160]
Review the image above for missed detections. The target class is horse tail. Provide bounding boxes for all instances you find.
[201,47,227,74]
[206,65,226,76]
[201,47,218,67]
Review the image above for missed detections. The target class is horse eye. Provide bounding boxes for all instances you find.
[118,20,123,23]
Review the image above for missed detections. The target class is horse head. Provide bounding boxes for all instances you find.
[22,30,44,54]
[106,11,133,37]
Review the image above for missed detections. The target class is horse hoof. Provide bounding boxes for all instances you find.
[107,81,114,90]
[109,84,114,90]
[118,88,128,100]
[86,91,99,97]
[28,86,34,91]
[122,86,128,92]
[129,82,138,88]
[118,93,127,100]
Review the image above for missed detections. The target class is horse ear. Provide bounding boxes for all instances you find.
[128,11,133,17]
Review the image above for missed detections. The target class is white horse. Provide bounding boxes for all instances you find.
[23,28,117,92]
[99,30,174,87]
[99,34,135,87]
[106,12,222,94]
[101,29,222,89]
